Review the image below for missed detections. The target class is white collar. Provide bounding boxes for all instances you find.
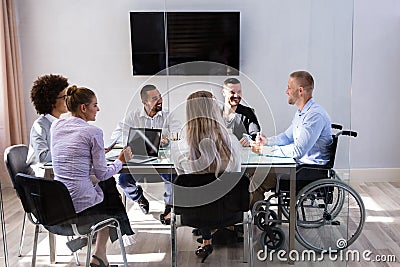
[44,113,57,123]
[139,107,164,119]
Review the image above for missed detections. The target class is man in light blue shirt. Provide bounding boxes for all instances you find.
[251,70,332,206]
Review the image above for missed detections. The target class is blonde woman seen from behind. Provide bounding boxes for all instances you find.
[171,90,241,262]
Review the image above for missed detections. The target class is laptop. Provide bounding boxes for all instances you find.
[108,127,162,163]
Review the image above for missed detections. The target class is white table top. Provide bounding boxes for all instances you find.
[105,146,295,167]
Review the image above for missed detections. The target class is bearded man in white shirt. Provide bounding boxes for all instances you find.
[111,84,180,218]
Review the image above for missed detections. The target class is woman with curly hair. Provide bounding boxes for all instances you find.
[26,74,69,176]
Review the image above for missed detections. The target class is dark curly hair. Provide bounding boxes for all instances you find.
[30,74,69,115]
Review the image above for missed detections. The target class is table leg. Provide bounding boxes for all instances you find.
[49,233,56,263]
[289,167,296,265]
[44,168,56,263]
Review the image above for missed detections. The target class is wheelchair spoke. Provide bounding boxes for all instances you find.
[295,179,365,252]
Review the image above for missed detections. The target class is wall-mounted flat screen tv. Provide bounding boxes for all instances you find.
[130,11,240,75]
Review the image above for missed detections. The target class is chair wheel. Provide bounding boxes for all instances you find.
[259,227,285,251]
[256,209,278,231]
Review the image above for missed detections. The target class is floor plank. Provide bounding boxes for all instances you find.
[0,180,399,266]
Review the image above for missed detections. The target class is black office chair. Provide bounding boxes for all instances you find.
[3,144,34,257]
[14,173,128,267]
[171,172,253,266]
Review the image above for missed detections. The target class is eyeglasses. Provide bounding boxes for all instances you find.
[56,95,67,100]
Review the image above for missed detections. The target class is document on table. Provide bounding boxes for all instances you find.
[262,145,292,158]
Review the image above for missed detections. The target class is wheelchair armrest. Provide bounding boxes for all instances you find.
[276,164,332,193]
[296,164,331,172]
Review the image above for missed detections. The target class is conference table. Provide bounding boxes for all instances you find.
[44,146,296,264]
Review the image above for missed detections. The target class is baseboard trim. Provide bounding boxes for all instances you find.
[336,168,400,183]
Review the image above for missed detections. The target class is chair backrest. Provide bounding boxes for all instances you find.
[301,124,352,169]
[296,125,357,180]
[325,134,339,169]
[4,145,34,188]
[323,123,342,169]
[14,173,77,226]
[326,129,358,169]
[173,172,249,229]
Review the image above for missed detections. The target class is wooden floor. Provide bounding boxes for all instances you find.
[0,180,399,267]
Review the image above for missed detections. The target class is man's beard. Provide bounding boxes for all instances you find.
[229,96,241,107]
[288,96,296,105]
[153,103,162,113]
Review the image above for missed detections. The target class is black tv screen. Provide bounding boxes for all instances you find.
[130,12,240,75]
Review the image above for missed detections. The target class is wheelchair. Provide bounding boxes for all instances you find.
[252,124,366,253]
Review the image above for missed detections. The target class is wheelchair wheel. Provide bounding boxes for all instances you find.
[295,179,365,252]
[256,209,278,231]
[259,227,285,251]
[297,183,345,228]
[278,172,343,220]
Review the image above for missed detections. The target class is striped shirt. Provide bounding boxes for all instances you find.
[51,116,122,213]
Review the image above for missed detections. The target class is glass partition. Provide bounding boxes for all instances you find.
[124,0,355,266]
[11,0,370,265]
[160,1,354,266]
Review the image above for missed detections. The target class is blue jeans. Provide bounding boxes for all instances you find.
[118,173,176,204]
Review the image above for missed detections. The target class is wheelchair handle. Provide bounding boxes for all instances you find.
[341,130,357,137]
[331,123,343,130]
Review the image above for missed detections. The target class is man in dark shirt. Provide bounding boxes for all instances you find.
[222,78,261,146]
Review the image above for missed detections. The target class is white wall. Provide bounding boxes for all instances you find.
[14,0,399,170]
[352,0,400,168]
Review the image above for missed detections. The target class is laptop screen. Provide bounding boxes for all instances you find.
[127,128,162,157]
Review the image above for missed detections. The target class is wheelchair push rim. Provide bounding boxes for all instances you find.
[294,179,365,253]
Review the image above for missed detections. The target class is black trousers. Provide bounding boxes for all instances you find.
[76,178,134,242]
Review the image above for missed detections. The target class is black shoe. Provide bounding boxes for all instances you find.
[159,213,171,225]
[195,244,213,263]
[66,237,87,253]
[160,205,171,225]
[137,195,149,214]
[90,255,118,267]
[196,228,237,245]
[163,205,172,215]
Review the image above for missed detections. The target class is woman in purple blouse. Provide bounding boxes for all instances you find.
[51,85,133,267]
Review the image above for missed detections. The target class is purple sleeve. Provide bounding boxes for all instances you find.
[91,128,122,180]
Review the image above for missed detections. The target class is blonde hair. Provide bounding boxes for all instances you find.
[65,85,95,113]
[185,90,234,176]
